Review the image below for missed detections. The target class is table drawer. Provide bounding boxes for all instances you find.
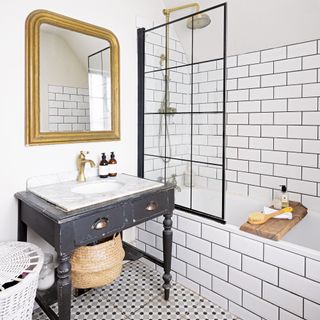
[132,191,168,223]
[73,206,125,245]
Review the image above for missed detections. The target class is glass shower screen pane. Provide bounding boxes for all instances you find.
[166,158,191,208]
[166,113,191,161]
[191,163,223,218]
[166,17,192,70]
[144,114,165,158]
[193,61,224,113]
[193,6,224,64]
[145,26,166,73]
[144,155,165,183]
[192,113,223,166]
[144,68,166,114]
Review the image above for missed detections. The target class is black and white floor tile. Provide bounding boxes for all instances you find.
[33,260,238,320]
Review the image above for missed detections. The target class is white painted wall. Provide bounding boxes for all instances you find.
[164,0,320,58]
[0,0,165,248]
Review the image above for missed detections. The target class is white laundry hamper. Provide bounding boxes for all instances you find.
[0,241,44,320]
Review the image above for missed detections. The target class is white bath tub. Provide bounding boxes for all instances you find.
[175,186,320,256]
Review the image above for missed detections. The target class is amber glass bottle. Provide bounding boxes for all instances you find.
[108,152,117,177]
[99,153,109,178]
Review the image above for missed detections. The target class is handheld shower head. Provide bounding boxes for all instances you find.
[186,13,211,29]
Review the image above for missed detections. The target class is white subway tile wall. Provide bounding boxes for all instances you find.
[221,41,320,205]
[145,33,320,210]
[48,85,90,131]
[141,34,320,320]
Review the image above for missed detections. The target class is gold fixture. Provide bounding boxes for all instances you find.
[25,10,120,145]
[163,2,211,32]
[77,151,96,182]
[162,3,200,16]
[161,4,202,66]
[162,4,202,66]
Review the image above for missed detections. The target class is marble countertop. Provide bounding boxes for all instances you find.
[27,174,163,212]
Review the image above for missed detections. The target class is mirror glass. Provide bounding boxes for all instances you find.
[40,24,112,133]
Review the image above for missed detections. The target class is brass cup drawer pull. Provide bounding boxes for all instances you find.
[92,218,109,230]
[145,201,158,211]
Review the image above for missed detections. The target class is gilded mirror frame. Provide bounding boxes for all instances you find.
[25,10,120,145]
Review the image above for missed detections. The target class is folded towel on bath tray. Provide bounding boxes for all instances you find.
[263,206,292,220]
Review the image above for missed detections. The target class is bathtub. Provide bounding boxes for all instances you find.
[175,186,320,254]
[137,186,320,319]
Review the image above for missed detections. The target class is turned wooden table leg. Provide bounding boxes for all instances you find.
[163,210,173,300]
[57,253,72,320]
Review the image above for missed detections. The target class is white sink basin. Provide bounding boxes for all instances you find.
[71,181,124,195]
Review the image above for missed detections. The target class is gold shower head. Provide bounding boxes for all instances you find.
[162,2,211,29]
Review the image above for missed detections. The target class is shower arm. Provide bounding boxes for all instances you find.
[162,3,201,66]
[162,3,200,111]
[162,3,200,16]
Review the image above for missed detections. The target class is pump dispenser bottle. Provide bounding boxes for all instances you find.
[108,152,117,177]
[99,153,109,178]
[280,185,289,208]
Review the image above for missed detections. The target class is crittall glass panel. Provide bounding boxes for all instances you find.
[140,3,226,221]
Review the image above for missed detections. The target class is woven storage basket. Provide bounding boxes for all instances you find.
[71,233,125,289]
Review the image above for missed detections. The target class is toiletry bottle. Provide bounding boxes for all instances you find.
[99,153,109,178]
[280,185,289,208]
[108,152,117,177]
[273,189,282,210]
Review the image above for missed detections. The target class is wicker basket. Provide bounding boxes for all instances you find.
[71,233,125,289]
[0,241,44,320]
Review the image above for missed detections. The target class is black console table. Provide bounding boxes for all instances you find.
[15,183,174,320]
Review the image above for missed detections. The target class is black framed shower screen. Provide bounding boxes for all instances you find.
[137,3,227,223]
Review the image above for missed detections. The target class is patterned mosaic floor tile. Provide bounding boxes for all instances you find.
[32,288,127,319]
[130,282,238,320]
[33,259,238,320]
[172,283,238,320]
[94,260,163,316]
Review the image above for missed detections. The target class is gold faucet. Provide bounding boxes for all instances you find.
[77,151,96,182]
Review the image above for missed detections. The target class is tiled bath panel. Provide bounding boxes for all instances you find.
[48,85,90,132]
[32,260,238,320]
[136,211,320,320]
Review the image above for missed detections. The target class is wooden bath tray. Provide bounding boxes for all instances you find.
[240,201,308,241]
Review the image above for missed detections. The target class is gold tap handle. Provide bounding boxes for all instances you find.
[77,151,87,170]
[79,151,86,159]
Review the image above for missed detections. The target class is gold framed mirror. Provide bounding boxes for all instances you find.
[25,10,120,145]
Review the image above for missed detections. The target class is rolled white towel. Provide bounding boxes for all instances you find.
[263,206,293,220]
